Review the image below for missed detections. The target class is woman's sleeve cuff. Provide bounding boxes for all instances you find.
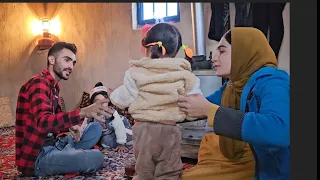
[207,104,220,127]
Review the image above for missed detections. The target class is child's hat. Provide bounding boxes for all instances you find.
[89,82,109,104]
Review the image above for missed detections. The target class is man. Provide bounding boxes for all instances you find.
[16,42,113,177]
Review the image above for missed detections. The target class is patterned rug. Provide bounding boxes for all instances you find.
[0,127,194,180]
[0,127,17,179]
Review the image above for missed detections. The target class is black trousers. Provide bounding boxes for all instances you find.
[208,3,230,41]
[252,3,286,58]
[235,3,253,27]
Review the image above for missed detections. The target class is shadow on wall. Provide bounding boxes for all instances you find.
[13,32,61,81]
[28,47,49,74]
[1,36,44,117]
[8,35,62,116]
[0,3,64,119]
[11,36,52,82]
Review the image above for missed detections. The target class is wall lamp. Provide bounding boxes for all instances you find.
[37,18,55,50]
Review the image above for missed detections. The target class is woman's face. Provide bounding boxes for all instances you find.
[212,38,232,77]
[93,94,110,107]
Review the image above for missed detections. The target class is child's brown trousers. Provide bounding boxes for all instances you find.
[132,121,183,180]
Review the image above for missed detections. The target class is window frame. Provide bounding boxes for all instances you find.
[137,3,180,26]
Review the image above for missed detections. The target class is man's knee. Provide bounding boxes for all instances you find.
[35,149,104,176]
[65,149,104,172]
[87,122,103,136]
[74,149,104,173]
[79,121,103,148]
[86,150,104,171]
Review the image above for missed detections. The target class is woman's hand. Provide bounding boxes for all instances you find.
[177,94,213,118]
[116,145,128,153]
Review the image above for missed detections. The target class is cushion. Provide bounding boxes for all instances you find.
[0,97,15,128]
[77,92,91,109]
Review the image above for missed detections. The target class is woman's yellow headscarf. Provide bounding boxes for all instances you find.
[182,27,277,180]
[219,27,277,159]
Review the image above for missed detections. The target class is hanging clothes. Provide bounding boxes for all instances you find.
[234,3,253,27]
[223,3,231,34]
[208,3,230,41]
[222,3,231,85]
[252,3,286,58]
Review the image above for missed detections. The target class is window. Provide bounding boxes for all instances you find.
[137,3,180,26]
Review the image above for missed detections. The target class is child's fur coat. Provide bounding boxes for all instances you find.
[110,57,202,123]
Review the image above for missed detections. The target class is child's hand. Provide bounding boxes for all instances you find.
[116,145,128,153]
[79,99,113,123]
[69,125,82,142]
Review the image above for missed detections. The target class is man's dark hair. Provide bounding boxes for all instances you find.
[142,23,183,59]
[47,42,77,67]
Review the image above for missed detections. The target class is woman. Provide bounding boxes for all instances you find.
[178,27,290,180]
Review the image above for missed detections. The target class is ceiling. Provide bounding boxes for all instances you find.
[27,3,62,20]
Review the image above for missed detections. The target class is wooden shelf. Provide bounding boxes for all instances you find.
[179,124,214,159]
[192,70,217,76]
[180,144,200,159]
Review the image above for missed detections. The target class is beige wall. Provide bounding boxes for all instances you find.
[0,3,290,114]
[0,3,43,115]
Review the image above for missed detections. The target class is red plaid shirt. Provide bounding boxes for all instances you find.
[16,69,82,176]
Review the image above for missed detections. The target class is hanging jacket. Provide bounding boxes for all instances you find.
[208,3,230,41]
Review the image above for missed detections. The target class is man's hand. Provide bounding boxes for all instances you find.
[79,99,114,123]
[116,145,128,153]
[177,94,213,118]
[69,125,82,142]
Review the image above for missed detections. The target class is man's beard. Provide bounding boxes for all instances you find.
[53,65,71,80]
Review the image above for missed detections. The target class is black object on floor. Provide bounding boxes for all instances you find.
[181,157,198,165]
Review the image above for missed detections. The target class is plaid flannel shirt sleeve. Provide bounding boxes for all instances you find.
[29,78,82,134]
